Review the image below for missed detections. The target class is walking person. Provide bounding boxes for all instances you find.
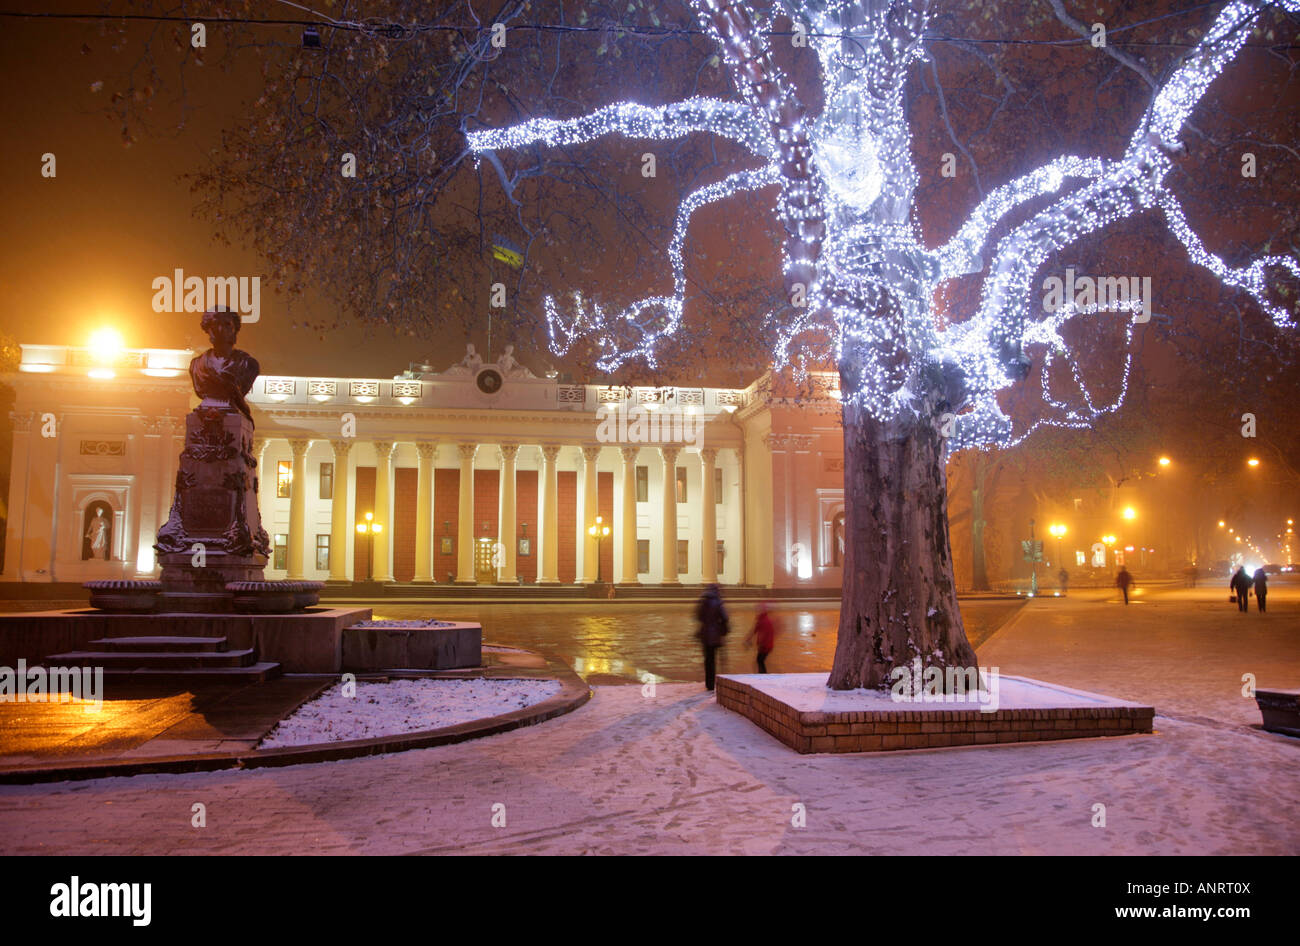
[1115,566,1133,605]
[695,583,730,691]
[747,602,777,673]
[1252,566,1269,613]
[1057,567,1069,596]
[1230,566,1252,613]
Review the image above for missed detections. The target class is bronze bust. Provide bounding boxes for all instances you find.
[191,309,259,423]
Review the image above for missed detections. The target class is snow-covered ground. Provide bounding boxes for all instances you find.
[258,678,563,748]
[0,588,1295,854]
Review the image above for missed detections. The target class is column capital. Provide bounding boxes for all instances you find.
[289,438,312,457]
[416,441,438,460]
[619,445,640,465]
[252,436,266,457]
[330,439,354,459]
[659,445,681,465]
[540,444,562,463]
[700,447,718,465]
[581,444,602,464]
[498,443,520,464]
[373,440,395,460]
[457,442,478,462]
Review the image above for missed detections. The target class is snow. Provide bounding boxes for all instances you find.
[727,672,1145,713]
[351,619,457,628]
[258,677,562,748]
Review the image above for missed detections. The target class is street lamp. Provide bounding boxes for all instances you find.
[1158,456,1171,467]
[1049,523,1067,566]
[1247,458,1260,468]
[355,511,382,582]
[587,515,611,584]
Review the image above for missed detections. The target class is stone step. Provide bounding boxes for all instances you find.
[92,662,284,685]
[88,636,229,653]
[46,649,258,669]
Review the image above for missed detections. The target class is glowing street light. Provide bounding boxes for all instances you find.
[1122,506,1137,521]
[1158,456,1171,467]
[1247,458,1260,468]
[355,511,383,582]
[587,515,611,584]
[87,327,125,379]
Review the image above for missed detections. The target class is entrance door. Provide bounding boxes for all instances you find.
[475,538,497,583]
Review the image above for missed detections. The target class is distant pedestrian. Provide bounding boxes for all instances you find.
[1252,567,1269,613]
[747,602,777,673]
[1116,567,1133,605]
[1183,564,1199,588]
[695,583,730,691]
[1229,566,1252,613]
[1057,568,1069,595]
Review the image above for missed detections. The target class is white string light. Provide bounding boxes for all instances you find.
[468,0,1299,449]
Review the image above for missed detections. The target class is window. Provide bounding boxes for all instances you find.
[319,462,334,500]
[677,539,689,575]
[273,534,288,570]
[276,460,292,498]
[716,540,726,575]
[636,539,650,574]
[635,466,649,503]
[315,534,330,571]
[714,467,723,504]
[675,466,688,503]
[1073,497,1083,512]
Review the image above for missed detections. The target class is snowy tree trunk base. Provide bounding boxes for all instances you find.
[828,402,979,691]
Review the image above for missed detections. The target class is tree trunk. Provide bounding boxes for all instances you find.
[828,400,979,690]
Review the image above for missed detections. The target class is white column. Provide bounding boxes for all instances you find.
[618,446,639,584]
[414,441,437,582]
[660,445,680,585]
[455,443,477,583]
[328,439,353,582]
[579,445,600,583]
[372,441,395,583]
[538,444,561,584]
[286,438,312,579]
[732,447,745,585]
[497,443,519,583]
[700,447,718,583]
[253,436,271,561]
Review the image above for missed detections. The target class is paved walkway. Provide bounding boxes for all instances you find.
[0,585,1295,854]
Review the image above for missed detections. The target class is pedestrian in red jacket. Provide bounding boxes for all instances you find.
[748,603,777,673]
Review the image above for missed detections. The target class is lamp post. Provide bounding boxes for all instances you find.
[587,515,611,584]
[355,511,382,582]
[1102,534,1116,570]
[1049,523,1067,568]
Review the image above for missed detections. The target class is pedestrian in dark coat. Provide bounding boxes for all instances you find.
[1115,567,1133,605]
[695,584,730,691]
[1252,567,1269,612]
[1230,566,1253,613]
[747,603,777,673]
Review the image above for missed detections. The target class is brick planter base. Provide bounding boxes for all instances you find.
[716,673,1154,753]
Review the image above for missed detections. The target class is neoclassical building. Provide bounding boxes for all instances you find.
[3,342,847,589]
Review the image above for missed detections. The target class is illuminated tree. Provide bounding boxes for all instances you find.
[468,0,1300,689]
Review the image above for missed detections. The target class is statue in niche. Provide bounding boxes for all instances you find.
[190,308,260,424]
[832,511,846,567]
[82,503,112,561]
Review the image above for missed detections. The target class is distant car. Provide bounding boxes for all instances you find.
[1282,564,1295,573]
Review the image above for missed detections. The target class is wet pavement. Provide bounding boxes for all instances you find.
[367,598,1026,685]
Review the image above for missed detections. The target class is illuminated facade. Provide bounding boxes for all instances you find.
[3,343,846,589]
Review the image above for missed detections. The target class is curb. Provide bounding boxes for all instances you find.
[0,669,591,785]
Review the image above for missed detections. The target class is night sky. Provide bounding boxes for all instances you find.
[0,2,434,378]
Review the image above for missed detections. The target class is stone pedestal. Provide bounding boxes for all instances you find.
[153,407,270,612]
